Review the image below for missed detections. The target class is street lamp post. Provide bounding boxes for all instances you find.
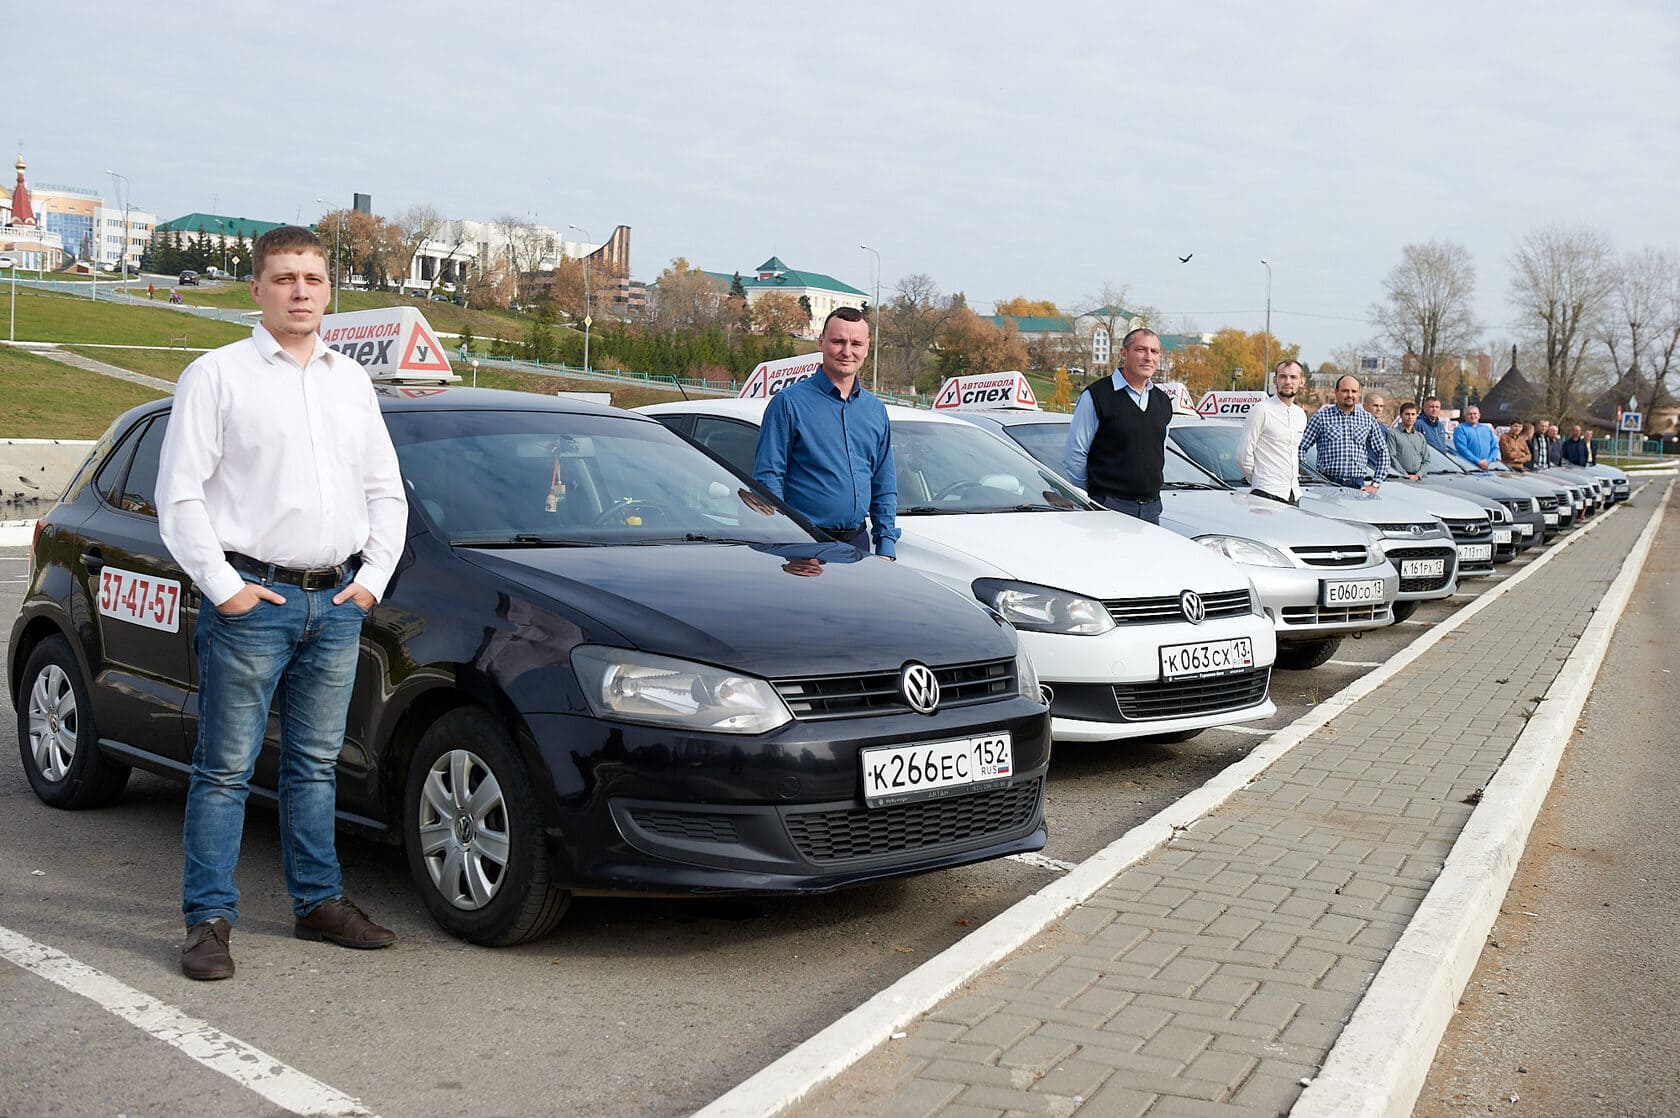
[859,244,881,392]
[568,224,592,373]
[106,169,132,296]
[1260,259,1272,377]
[0,256,15,341]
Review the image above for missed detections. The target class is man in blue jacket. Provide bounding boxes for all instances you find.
[753,307,899,558]
[1452,405,1500,469]
[1417,395,1453,456]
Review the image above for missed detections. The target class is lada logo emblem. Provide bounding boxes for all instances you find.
[900,662,941,715]
[1409,524,1423,535]
[1180,590,1205,625]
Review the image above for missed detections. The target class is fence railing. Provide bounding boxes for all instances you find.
[465,353,930,406]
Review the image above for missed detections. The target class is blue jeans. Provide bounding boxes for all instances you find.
[182,571,366,927]
[1099,495,1163,524]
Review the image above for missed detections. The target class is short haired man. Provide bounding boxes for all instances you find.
[1529,420,1559,471]
[1363,392,1388,426]
[1416,395,1453,456]
[1386,400,1433,480]
[157,226,408,980]
[753,307,898,557]
[1298,374,1389,493]
[1063,328,1173,523]
[1562,424,1594,466]
[1498,421,1533,471]
[1237,359,1308,504]
[1452,405,1499,469]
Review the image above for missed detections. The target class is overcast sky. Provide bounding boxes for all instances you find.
[13,0,1678,361]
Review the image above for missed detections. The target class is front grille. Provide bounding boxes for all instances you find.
[785,779,1042,863]
[1290,545,1372,568]
[1112,667,1270,720]
[628,809,740,843]
[1500,497,1537,514]
[1537,495,1559,511]
[1105,588,1252,625]
[1282,603,1389,625]
[1440,517,1492,543]
[773,658,1015,720]
[1393,545,1457,593]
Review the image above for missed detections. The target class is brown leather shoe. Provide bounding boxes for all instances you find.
[181,918,234,980]
[294,896,396,949]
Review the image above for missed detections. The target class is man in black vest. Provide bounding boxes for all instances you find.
[1062,327,1173,524]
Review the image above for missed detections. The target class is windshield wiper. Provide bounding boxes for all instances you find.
[1161,481,1218,490]
[898,505,967,515]
[455,535,604,548]
[1000,502,1068,512]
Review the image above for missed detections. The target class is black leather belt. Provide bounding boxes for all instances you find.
[225,551,360,591]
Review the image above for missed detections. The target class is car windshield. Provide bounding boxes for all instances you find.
[1170,423,1329,487]
[893,421,1088,513]
[1002,421,1224,490]
[387,409,815,547]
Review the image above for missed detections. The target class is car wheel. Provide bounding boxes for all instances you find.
[1390,600,1419,624]
[404,708,570,946]
[1274,637,1341,671]
[17,636,131,808]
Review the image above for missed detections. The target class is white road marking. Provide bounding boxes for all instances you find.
[1326,659,1383,668]
[1007,852,1077,873]
[0,925,379,1118]
[1216,725,1275,736]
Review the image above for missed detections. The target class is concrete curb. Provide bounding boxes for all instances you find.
[691,491,1647,1118]
[1291,480,1672,1118]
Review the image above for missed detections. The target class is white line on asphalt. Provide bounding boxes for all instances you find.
[1007,852,1077,873]
[1294,480,1673,1118]
[1216,725,1275,736]
[1325,659,1383,668]
[0,925,379,1118]
[691,481,1649,1118]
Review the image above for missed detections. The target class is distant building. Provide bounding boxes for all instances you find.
[983,308,1165,373]
[30,180,100,264]
[94,203,158,271]
[703,256,867,335]
[1,150,65,270]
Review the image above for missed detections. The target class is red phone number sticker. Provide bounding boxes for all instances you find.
[97,565,182,633]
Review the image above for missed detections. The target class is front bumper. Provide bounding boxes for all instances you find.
[1247,561,1398,639]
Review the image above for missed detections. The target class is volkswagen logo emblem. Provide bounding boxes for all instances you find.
[1180,590,1205,625]
[900,662,941,715]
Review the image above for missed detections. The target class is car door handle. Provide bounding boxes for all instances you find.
[82,549,104,576]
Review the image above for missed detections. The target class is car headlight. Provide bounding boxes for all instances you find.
[1015,643,1043,703]
[1350,522,1388,560]
[972,578,1115,635]
[571,646,792,734]
[1194,535,1291,567]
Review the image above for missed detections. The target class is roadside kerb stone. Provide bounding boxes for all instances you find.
[775,487,1660,1117]
[36,346,179,393]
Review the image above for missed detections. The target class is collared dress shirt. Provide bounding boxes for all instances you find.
[157,324,409,607]
[1452,422,1500,466]
[1416,414,1453,456]
[752,371,900,557]
[1236,394,1306,500]
[1061,371,1154,490]
[1299,405,1392,485]
[1385,424,1433,476]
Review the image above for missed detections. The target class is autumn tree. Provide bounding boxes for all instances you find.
[386,204,446,293]
[1601,247,1680,418]
[752,291,809,338]
[879,273,960,390]
[931,308,1029,391]
[1046,368,1075,412]
[648,257,728,333]
[1167,329,1300,399]
[1508,224,1617,416]
[1369,240,1479,403]
[994,296,1062,317]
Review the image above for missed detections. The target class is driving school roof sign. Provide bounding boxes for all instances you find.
[319,307,459,383]
[931,371,1039,411]
[1196,390,1269,418]
[739,352,824,398]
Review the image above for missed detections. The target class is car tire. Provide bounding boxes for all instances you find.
[1274,637,1341,671]
[404,708,570,946]
[1390,600,1419,624]
[17,636,131,808]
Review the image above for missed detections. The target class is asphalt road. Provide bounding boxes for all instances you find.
[1415,501,1679,1118]
[0,536,1564,1117]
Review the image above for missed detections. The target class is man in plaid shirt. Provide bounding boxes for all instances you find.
[1299,375,1390,494]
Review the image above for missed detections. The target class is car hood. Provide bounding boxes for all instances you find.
[897,509,1249,596]
[1296,484,1441,525]
[459,541,1015,678]
[1158,489,1373,548]
[1405,474,1532,504]
[1386,479,1498,518]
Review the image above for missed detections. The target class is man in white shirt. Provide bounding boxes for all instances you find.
[157,226,408,980]
[1236,359,1308,504]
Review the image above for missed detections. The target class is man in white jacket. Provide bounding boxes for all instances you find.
[1237,360,1308,505]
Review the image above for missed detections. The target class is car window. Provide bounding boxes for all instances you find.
[92,422,145,504]
[97,416,168,517]
[386,409,812,546]
[1176,424,1325,487]
[1003,422,1222,490]
[690,416,760,477]
[893,421,1086,513]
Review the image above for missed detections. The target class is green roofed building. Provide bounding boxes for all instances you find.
[156,212,284,243]
[702,256,868,336]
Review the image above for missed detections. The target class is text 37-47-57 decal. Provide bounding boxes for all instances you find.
[97,565,182,633]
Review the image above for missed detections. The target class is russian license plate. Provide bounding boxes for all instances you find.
[96,565,182,633]
[1544,512,1559,525]
[1459,543,1493,561]
[861,734,1012,807]
[1323,578,1385,606]
[1159,637,1254,680]
[1517,523,1535,537]
[1400,558,1445,578]
[1493,528,1513,544]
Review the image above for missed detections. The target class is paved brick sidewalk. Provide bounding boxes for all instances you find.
[796,490,1659,1118]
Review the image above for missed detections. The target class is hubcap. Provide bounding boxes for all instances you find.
[416,748,509,911]
[27,664,77,783]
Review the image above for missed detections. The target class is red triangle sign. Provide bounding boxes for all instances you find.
[399,322,453,373]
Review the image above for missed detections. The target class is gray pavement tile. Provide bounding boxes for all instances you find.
[919,1058,1025,1088]
[1069,1081,1156,1118]
[1136,1024,1215,1065]
[997,1033,1080,1075]
[1229,1071,1308,1115]
[875,1076,964,1118]
[955,1083,1074,1114]
[1025,1057,1116,1101]
[965,1012,1048,1049]
[1147,1091,1278,1117]
[921,1103,1005,1118]
[933,996,1010,1027]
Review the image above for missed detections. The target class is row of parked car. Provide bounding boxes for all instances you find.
[6,383,1629,945]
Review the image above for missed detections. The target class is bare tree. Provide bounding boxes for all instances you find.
[880,274,958,389]
[1508,224,1617,416]
[1370,240,1479,402]
[388,204,445,294]
[1071,282,1142,376]
[493,215,549,305]
[1602,247,1680,418]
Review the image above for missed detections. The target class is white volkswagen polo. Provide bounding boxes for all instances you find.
[641,398,1277,743]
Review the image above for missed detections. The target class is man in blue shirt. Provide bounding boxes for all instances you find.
[753,307,899,557]
[1416,395,1453,456]
[1062,328,1173,524]
[1452,405,1500,469]
[1298,374,1390,492]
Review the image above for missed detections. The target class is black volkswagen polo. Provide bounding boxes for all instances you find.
[8,388,1050,945]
